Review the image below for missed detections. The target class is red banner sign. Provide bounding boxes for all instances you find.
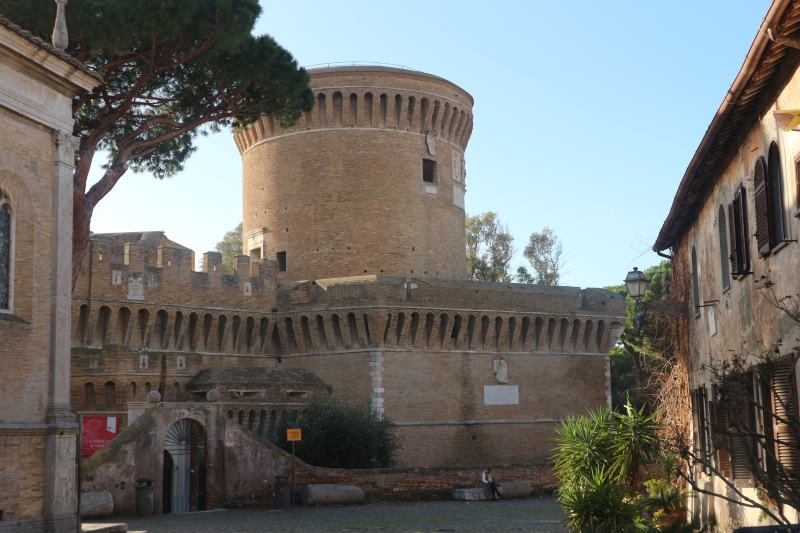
[81,416,118,457]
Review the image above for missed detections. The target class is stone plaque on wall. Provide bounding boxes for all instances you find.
[127,272,144,300]
[484,385,519,405]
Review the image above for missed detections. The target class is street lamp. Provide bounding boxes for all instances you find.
[624,267,648,299]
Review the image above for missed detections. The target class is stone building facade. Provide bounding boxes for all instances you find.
[654,0,800,528]
[72,65,624,510]
[0,15,101,533]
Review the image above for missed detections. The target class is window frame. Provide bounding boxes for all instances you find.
[718,205,731,290]
[729,186,752,279]
[767,142,789,247]
[0,188,14,314]
[691,245,701,317]
[422,158,437,185]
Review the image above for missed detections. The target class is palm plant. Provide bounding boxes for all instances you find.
[610,401,659,490]
[552,398,665,532]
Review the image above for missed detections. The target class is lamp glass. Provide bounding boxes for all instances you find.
[624,267,648,299]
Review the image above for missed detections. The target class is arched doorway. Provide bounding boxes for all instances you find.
[162,418,207,513]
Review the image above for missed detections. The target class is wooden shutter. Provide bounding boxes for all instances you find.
[711,389,732,478]
[730,404,754,481]
[738,187,751,273]
[771,357,800,489]
[728,202,739,276]
[754,157,771,256]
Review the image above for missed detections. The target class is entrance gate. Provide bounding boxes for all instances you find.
[162,418,207,513]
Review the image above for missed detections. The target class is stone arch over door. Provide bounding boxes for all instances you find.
[162,418,207,513]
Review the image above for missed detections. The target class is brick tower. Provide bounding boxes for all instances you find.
[234,66,474,281]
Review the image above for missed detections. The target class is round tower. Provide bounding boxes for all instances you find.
[234,65,474,281]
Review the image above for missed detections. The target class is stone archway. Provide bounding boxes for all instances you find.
[162,418,207,513]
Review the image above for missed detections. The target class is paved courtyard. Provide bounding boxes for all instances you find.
[96,497,568,533]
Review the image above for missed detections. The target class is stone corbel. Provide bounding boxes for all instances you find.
[53,130,79,165]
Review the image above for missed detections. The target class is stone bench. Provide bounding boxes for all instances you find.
[451,481,533,501]
[80,491,114,518]
[300,484,365,506]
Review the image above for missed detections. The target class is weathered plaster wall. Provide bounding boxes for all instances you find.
[674,62,800,531]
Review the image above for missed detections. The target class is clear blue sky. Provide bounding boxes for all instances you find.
[88,0,771,289]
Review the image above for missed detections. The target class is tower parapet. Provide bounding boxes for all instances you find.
[235,66,474,282]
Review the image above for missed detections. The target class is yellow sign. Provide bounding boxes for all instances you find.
[286,428,302,442]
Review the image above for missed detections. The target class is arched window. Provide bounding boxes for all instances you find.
[104,381,116,409]
[691,246,701,315]
[84,383,95,409]
[718,206,730,290]
[0,189,12,312]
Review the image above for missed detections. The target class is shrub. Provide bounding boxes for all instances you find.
[276,397,398,468]
[560,468,646,533]
[552,399,663,532]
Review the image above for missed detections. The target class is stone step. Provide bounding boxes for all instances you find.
[81,523,128,533]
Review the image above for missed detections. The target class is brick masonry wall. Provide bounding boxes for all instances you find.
[236,67,473,282]
[81,407,555,514]
[71,257,624,467]
[0,106,55,521]
[0,435,46,520]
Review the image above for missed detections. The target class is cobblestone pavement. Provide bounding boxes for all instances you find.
[101,498,568,533]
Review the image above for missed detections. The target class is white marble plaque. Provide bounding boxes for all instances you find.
[484,385,519,405]
[128,272,144,300]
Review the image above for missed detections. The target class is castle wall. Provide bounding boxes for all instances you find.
[81,405,556,514]
[236,67,473,282]
[72,244,625,467]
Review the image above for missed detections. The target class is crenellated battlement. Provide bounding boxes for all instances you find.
[74,232,279,313]
[234,66,474,155]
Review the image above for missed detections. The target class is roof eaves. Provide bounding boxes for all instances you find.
[653,0,796,252]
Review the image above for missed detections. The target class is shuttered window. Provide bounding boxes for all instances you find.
[691,247,701,315]
[718,206,731,289]
[767,142,788,246]
[754,144,789,256]
[771,356,800,490]
[729,186,751,277]
[754,156,771,256]
[710,386,732,478]
[692,387,713,473]
[795,157,800,211]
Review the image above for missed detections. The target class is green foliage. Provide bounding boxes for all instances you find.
[465,212,514,282]
[215,223,242,275]
[644,479,688,521]
[559,468,647,533]
[553,400,668,533]
[0,0,313,177]
[465,213,564,285]
[610,402,659,489]
[616,261,674,359]
[0,0,314,281]
[611,344,644,410]
[553,406,615,490]
[605,261,674,410]
[276,397,398,469]
[517,226,563,285]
